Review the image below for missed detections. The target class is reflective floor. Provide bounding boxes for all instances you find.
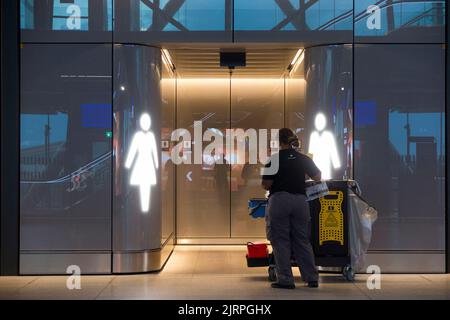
[1,246,450,300]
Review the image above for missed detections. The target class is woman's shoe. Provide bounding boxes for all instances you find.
[307,281,319,288]
[271,282,295,289]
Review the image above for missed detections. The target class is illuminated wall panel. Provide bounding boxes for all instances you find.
[113,45,162,260]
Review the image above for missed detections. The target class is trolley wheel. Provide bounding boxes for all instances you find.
[268,267,277,282]
[342,265,355,282]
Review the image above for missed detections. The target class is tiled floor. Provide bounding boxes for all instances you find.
[1,246,450,300]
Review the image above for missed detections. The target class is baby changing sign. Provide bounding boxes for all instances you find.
[319,191,344,245]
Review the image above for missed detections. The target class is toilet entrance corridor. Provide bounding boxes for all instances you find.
[166,47,352,243]
[18,42,445,275]
[4,0,447,287]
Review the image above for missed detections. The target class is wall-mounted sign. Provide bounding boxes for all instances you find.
[125,114,159,213]
[309,113,341,180]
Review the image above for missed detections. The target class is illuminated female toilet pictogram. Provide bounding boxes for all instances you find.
[125,113,159,213]
[308,113,341,180]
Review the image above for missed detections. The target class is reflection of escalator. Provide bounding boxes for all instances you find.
[319,0,445,33]
[401,6,444,28]
[20,43,113,257]
[20,152,111,214]
[388,135,442,218]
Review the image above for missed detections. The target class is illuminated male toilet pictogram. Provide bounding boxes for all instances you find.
[308,113,341,180]
[125,113,159,213]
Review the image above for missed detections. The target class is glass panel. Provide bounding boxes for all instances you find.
[114,0,232,43]
[306,0,353,31]
[113,45,163,251]
[52,0,89,31]
[234,0,287,31]
[127,0,228,31]
[161,52,176,244]
[234,0,353,31]
[230,78,284,237]
[20,0,34,29]
[176,78,231,238]
[354,44,445,250]
[173,0,226,31]
[20,0,113,42]
[20,44,112,251]
[286,52,307,151]
[140,0,153,31]
[355,0,445,42]
[303,45,353,180]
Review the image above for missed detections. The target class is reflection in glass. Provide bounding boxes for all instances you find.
[20,0,34,29]
[20,44,112,251]
[354,44,445,250]
[176,78,231,238]
[303,45,353,180]
[286,56,307,151]
[305,0,353,31]
[161,55,176,244]
[20,0,113,32]
[234,0,353,31]
[355,0,445,41]
[137,0,227,31]
[113,45,162,251]
[52,0,89,31]
[174,47,353,239]
[230,78,284,237]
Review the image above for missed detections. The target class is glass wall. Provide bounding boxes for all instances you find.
[114,0,233,43]
[233,0,353,42]
[303,45,353,180]
[175,46,353,239]
[113,45,162,253]
[355,0,445,42]
[176,78,231,238]
[19,42,173,273]
[161,52,176,244]
[137,0,228,31]
[354,44,445,251]
[230,78,284,237]
[20,44,112,271]
[20,0,358,44]
[175,76,285,239]
[17,0,448,272]
[52,0,90,31]
[21,0,447,44]
[285,52,307,151]
[234,0,353,31]
[20,0,113,42]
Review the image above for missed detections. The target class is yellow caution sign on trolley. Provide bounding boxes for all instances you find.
[319,191,344,245]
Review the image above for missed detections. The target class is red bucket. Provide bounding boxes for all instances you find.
[247,242,269,259]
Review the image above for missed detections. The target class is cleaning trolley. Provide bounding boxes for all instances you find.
[246,180,377,282]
